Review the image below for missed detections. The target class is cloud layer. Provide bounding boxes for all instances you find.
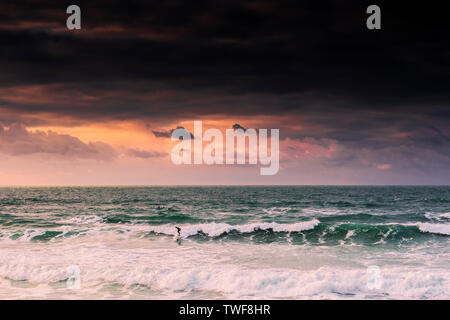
[0,123,116,160]
[0,1,448,184]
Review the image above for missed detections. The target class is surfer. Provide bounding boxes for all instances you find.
[175,226,182,245]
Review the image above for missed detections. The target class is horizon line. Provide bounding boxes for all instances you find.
[0,184,449,187]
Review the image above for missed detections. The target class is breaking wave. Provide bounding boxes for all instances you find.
[1,219,449,245]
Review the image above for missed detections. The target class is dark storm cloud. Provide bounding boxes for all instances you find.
[1,0,449,106]
[153,127,195,139]
[151,130,171,138]
[232,124,246,131]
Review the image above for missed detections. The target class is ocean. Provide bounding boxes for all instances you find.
[0,186,449,299]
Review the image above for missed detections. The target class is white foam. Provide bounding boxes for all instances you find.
[425,212,450,222]
[374,228,393,245]
[19,230,46,242]
[301,208,342,216]
[417,223,450,236]
[262,207,292,215]
[58,215,104,225]
[345,230,355,239]
[0,260,448,299]
[441,212,450,219]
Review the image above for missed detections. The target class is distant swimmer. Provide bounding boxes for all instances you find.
[175,226,181,237]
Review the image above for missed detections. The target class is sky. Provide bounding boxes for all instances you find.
[0,0,449,185]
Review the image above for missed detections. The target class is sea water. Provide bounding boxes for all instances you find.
[0,186,448,299]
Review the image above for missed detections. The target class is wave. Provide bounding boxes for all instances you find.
[425,212,450,222]
[417,223,450,236]
[145,220,320,238]
[57,216,104,225]
[0,220,320,242]
[148,221,450,240]
[0,262,448,299]
[1,226,83,242]
[1,219,449,244]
